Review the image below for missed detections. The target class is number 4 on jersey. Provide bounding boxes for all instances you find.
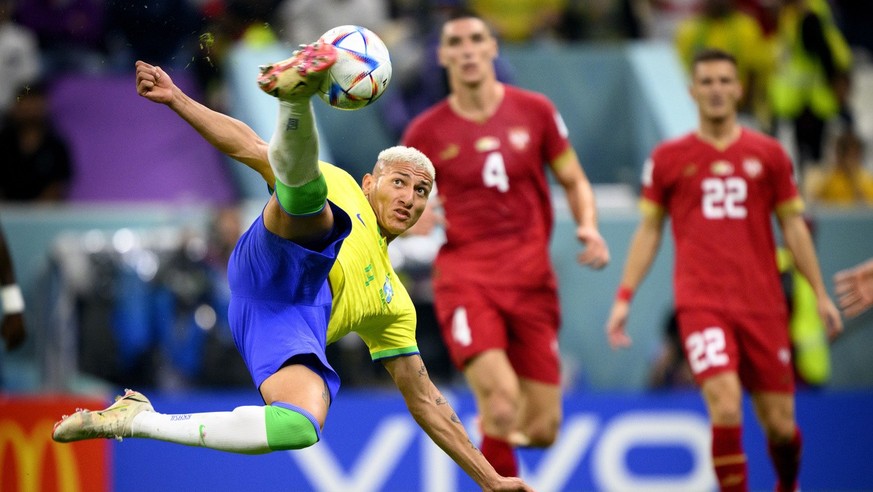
[482,152,509,192]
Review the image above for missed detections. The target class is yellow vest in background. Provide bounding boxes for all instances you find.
[777,247,831,386]
[769,0,852,119]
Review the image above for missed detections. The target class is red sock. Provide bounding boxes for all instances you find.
[768,427,802,492]
[480,434,518,477]
[712,425,748,492]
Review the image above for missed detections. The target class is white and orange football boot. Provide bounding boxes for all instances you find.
[257,42,337,101]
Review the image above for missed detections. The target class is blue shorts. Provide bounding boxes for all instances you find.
[227,201,352,402]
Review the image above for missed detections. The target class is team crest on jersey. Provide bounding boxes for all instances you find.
[382,274,394,304]
[508,127,530,151]
[743,158,763,178]
[439,144,459,160]
[710,160,734,176]
[475,136,500,153]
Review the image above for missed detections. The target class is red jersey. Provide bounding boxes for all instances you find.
[402,86,571,287]
[642,128,803,315]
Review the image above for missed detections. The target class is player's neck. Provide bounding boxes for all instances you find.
[449,81,504,123]
[697,118,742,150]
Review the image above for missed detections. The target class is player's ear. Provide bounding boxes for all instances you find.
[437,45,449,68]
[361,173,375,195]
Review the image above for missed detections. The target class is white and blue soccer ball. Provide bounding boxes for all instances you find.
[318,25,392,111]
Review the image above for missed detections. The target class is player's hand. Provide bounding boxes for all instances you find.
[1,313,26,351]
[818,296,843,341]
[606,301,632,349]
[576,225,609,270]
[135,60,174,104]
[484,476,536,491]
[834,259,873,319]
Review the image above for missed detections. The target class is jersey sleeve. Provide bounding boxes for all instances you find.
[539,96,573,163]
[357,312,420,361]
[771,143,804,217]
[639,147,669,217]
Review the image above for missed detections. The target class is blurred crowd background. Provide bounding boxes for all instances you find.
[2,0,872,396]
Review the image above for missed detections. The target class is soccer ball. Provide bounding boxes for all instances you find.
[317,25,392,110]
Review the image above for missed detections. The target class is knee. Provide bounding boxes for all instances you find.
[708,398,743,426]
[522,416,560,447]
[481,389,520,434]
[760,413,796,442]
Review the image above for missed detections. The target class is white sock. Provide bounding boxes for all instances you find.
[131,406,270,454]
[269,99,321,187]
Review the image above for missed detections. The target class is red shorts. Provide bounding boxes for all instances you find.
[677,309,794,392]
[433,281,561,385]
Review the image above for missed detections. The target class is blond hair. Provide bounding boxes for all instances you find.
[376,146,435,180]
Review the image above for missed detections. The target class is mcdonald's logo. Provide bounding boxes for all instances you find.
[0,397,109,492]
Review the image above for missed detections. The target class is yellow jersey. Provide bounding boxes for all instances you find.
[320,162,419,360]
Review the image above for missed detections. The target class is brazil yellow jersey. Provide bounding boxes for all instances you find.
[319,162,419,360]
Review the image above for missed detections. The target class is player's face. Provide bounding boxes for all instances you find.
[690,60,743,122]
[363,161,433,241]
[438,17,498,87]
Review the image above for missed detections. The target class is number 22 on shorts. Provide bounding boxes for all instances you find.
[685,326,729,374]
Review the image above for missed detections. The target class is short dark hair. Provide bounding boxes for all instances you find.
[691,48,737,69]
[445,6,483,23]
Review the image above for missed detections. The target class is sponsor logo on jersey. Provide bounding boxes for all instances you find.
[710,160,733,176]
[439,144,459,160]
[508,127,530,151]
[475,136,500,153]
[743,158,763,178]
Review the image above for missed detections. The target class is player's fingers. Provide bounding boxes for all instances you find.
[843,304,864,319]
[608,332,632,349]
[834,280,853,294]
[838,292,859,309]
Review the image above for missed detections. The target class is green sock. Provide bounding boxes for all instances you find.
[264,403,321,450]
[274,174,328,216]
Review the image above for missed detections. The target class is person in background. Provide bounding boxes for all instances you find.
[0,221,25,351]
[403,9,610,477]
[606,49,842,492]
[0,82,73,202]
[0,0,40,114]
[769,0,852,176]
[811,129,873,206]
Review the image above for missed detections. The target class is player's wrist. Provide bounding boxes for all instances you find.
[615,284,634,303]
[1,284,25,315]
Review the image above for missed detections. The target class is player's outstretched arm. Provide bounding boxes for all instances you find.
[551,149,610,270]
[134,61,275,188]
[382,355,534,492]
[779,213,844,339]
[605,211,664,349]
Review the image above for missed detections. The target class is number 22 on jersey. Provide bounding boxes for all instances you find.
[702,176,747,219]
